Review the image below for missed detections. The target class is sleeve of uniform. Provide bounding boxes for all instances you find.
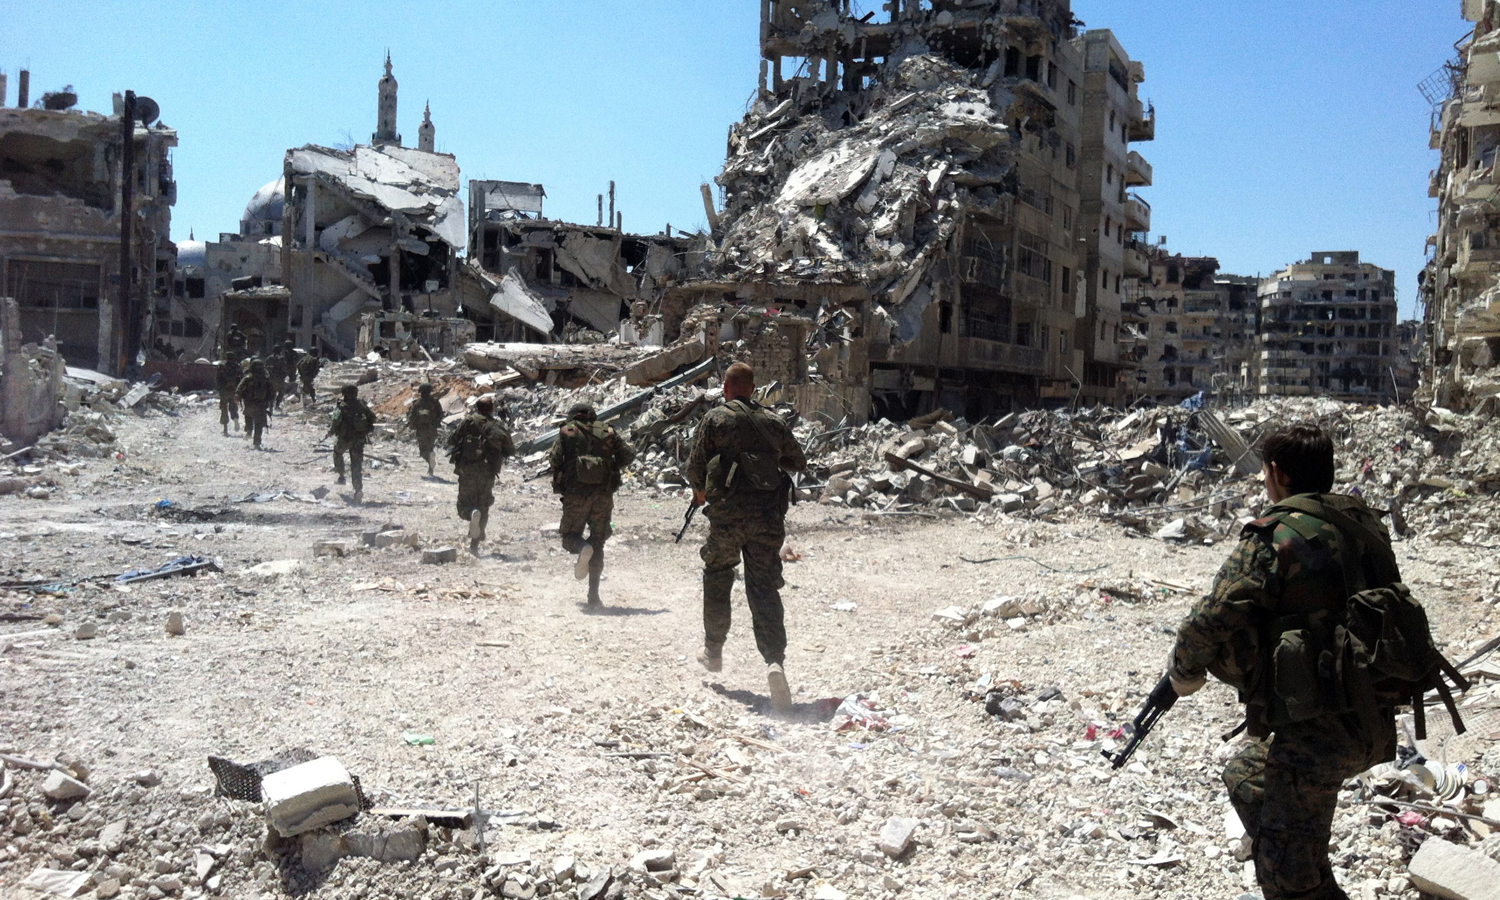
[685,418,714,493]
[777,420,808,473]
[1169,534,1275,685]
[614,431,638,469]
[548,432,565,471]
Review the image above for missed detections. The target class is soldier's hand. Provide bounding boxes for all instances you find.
[692,490,706,507]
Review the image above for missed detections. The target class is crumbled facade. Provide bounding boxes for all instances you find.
[0,78,177,373]
[1257,251,1398,402]
[1421,0,1500,408]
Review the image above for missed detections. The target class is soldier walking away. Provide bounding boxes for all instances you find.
[549,402,637,607]
[215,344,244,436]
[329,384,376,503]
[1166,424,1402,900]
[447,397,514,555]
[265,346,289,414]
[686,362,807,713]
[236,359,275,450]
[276,340,300,406]
[407,383,445,477]
[296,348,323,403]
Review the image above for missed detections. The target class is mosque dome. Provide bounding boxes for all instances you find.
[241,177,285,236]
[176,239,206,269]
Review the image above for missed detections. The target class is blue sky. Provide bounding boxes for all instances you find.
[6,1,1470,318]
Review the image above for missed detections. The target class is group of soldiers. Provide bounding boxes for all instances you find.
[213,324,322,449]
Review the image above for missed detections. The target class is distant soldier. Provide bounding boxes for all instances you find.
[685,362,808,713]
[328,384,376,503]
[549,402,636,607]
[224,324,247,356]
[215,345,244,436]
[265,347,289,414]
[236,359,275,450]
[406,383,446,477]
[296,348,323,402]
[277,340,300,405]
[446,397,514,555]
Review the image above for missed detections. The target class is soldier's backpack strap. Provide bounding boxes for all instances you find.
[1270,495,1395,598]
[727,399,782,459]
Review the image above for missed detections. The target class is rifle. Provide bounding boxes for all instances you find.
[1101,674,1177,770]
[675,501,701,543]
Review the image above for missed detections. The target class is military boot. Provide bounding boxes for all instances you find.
[468,510,483,555]
[427,454,435,477]
[573,544,594,580]
[697,643,724,673]
[767,663,792,713]
[586,546,604,607]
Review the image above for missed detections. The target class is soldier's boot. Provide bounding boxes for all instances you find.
[697,642,724,673]
[352,489,363,505]
[426,454,435,477]
[222,423,228,436]
[336,474,346,485]
[586,546,604,607]
[766,663,793,713]
[468,510,483,554]
[573,543,594,581]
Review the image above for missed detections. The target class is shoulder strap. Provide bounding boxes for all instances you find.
[1273,495,1397,590]
[728,400,781,456]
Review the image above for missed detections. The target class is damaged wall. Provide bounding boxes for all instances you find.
[0,297,67,448]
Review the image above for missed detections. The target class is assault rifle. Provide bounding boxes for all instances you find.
[675,501,701,543]
[1102,674,1177,770]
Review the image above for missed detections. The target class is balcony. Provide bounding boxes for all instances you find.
[1128,97,1156,142]
[1431,168,1443,198]
[1124,192,1151,231]
[1129,60,1145,84]
[1126,150,1153,187]
[1455,240,1500,277]
[1123,242,1148,278]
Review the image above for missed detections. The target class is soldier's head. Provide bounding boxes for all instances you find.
[568,402,596,424]
[724,362,755,401]
[1259,423,1335,502]
[418,383,434,396]
[475,397,495,417]
[284,339,295,349]
[341,385,358,401]
[250,359,266,373]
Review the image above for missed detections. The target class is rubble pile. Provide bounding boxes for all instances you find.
[714,53,1018,337]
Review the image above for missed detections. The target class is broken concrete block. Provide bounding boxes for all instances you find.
[1408,837,1500,900]
[42,771,91,801]
[164,611,185,636]
[260,756,360,837]
[298,830,347,871]
[993,492,1024,512]
[422,547,458,565]
[313,540,355,557]
[878,816,919,858]
[99,820,126,853]
[19,867,91,897]
[344,821,424,863]
[371,531,407,549]
[629,848,675,872]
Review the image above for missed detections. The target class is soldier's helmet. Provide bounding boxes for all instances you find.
[341,385,358,399]
[250,359,266,372]
[568,402,597,423]
[418,383,434,395]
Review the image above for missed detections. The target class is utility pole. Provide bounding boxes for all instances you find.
[118,90,137,376]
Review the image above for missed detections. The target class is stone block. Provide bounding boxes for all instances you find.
[1408,838,1500,900]
[345,822,424,863]
[878,816,919,858]
[260,756,359,837]
[422,547,458,565]
[298,830,347,872]
[42,771,91,801]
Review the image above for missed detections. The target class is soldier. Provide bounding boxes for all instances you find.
[215,343,244,436]
[1166,424,1399,900]
[277,340,300,406]
[328,384,376,503]
[446,397,514,555]
[236,359,275,450]
[296,348,323,402]
[406,383,446,477]
[685,362,807,713]
[265,346,289,414]
[549,402,636,607]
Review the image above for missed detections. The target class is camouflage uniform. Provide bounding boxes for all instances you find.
[329,388,377,495]
[265,351,289,413]
[236,362,275,449]
[1170,493,1399,900]
[685,399,807,666]
[406,385,445,476]
[446,410,514,548]
[215,347,243,433]
[549,406,637,605]
[296,353,322,401]
[276,343,300,405]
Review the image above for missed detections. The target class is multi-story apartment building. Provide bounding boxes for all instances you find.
[1421,0,1500,407]
[1257,251,1398,402]
[1073,29,1154,404]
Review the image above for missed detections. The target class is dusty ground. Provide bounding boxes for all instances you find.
[1,394,1495,900]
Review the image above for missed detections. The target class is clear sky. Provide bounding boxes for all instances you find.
[6,0,1470,319]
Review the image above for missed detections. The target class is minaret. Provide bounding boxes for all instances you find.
[417,102,435,153]
[373,53,400,146]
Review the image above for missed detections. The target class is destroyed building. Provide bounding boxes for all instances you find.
[0,72,177,373]
[278,58,468,359]
[1257,250,1399,402]
[468,178,703,343]
[665,0,1155,422]
[1422,0,1500,409]
[1120,250,1258,404]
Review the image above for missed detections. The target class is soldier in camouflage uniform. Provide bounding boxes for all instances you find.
[236,359,275,450]
[1167,424,1398,900]
[686,363,807,712]
[296,349,323,402]
[329,384,377,503]
[215,342,245,436]
[265,346,289,414]
[446,397,514,555]
[549,402,637,607]
[276,341,300,406]
[406,383,446,477]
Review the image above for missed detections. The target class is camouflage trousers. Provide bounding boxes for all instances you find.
[218,388,239,425]
[455,464,496,534]
[559,490,614,552]
[700,508,787,666]
[300,376,316,401]
[414,428,440,464]
[333,438,365,492]
[268,377,286,410]
[242,403,268,447]
[1224,712,1394,900]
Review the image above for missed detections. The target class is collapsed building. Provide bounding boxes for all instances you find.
[660,0,1155,423]
[1120,250,1259,404]
[467,179,704,343]
[0,72,177,373]
[1422,0,1500,409]
[1258,251,1399,402]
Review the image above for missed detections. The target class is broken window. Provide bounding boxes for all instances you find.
[1104,217,1111,237]
[1047,61,1058,90]
[186,277,205,299]
[1061,266,1072,295]
[7,259,101,309]
[1067,80,1077,105]
[1106,164,1114,185]
[939,302,953,334]
[1015,230,1050,282]
[1065,143,1076,168]
[1026,55,1042,81]
[1004,48,1020,77]
[184,317,204,338]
